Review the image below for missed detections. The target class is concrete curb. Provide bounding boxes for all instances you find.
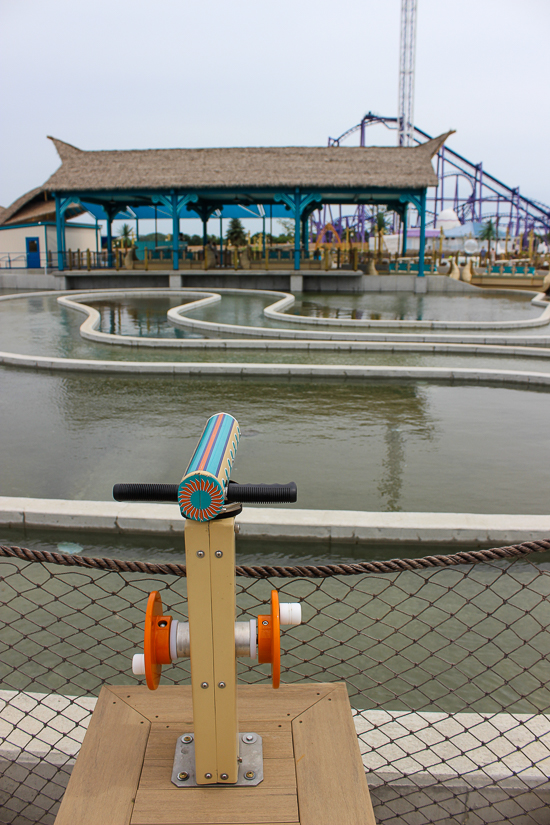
[2,352,550,385]
[1,497,549,543]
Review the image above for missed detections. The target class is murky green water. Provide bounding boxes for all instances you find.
[1,369,549,513]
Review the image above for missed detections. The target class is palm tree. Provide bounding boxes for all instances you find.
[479,219,496,256]
[117,223,134,249]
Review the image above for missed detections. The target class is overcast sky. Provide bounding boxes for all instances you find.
[1,0,549,228]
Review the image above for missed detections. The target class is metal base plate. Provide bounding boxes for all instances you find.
[171,732,263,788]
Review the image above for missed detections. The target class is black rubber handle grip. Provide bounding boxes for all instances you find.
[226,481,297,503]
[113,481,297,504]
[113,483,178,502]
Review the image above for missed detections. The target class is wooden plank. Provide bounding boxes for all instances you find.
[292,683,376,825]
[55,686,149,825]
[185,519,218,784]
[131,788,299,825]
[112,684,336,724]
[139,758,296,791]
[209,517,238,782]
[144,725,294,760]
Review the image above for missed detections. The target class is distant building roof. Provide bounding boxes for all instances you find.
[1,133,452,226]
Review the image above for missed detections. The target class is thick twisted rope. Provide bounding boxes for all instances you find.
[1,539,549,578]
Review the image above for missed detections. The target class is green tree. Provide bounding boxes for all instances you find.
[117,223,134,248]
[277,219,295,242]
[479,219,496,254]
[226,218,247,247]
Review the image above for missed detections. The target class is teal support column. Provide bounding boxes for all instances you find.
[418,190,427,277]
[302,215,309,256]
[262,215,266,256]
[54,193,64,271]
[202,218,208,251]
[294,188,301,271]
[171,193,179,270]
[402,207,408,257]
[219,215,223,267]
[106,214,113,268]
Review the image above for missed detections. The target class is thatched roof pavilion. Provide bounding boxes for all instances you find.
[2,133,452,272]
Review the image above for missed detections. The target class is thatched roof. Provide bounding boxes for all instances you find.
[0,132,452,226]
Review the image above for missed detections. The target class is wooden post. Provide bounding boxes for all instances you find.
[185,518,238,784]
[144,247,148,271]
[115,249,120,271]
[86,249,91,271]
[233,247,238,271]
[68,249,72,271]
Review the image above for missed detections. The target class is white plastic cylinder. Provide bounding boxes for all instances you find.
[169,619,179,662]
[249,618,257,659]
[279,602,301,626]
[132,653,146,675]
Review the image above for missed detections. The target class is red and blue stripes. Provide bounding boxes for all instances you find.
[178,413,240,521]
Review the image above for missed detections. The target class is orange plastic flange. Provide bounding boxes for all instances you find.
[257,589,281,689]
[144,591,172,690]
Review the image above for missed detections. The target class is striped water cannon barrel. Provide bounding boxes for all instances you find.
[177,412,241,521]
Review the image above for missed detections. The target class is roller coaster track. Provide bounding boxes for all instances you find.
[327,113,550,237]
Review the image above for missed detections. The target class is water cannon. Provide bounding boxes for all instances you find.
[113,412,301,786]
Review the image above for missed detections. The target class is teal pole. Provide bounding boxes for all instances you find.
[262,215,266,256]
[402,207,408,257]
[418,191,427,277]
[294,188,301,271]
[171,193,179,270]
[106,213,113,268]
[219,215,223,267]
[54,193,64,271]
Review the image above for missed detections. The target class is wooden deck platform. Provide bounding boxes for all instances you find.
[54,683,375,825]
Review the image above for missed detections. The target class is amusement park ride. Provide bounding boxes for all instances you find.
[55,413,375,825]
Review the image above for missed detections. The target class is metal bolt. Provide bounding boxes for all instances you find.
[218,681,226,689]
[201,682,209,689]
[182,734,193,743]
[158,620,167,627]
[237,756,243,763]
[242,733,257,743]
[196,550,205,558]
[178,771,189,781]
[262,620,269,626]
[215,550,223,558]
[204,772,212,779]
[244,770,256,780]
[220,773,229,780]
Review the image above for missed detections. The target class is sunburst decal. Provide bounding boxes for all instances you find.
[178,473,224,521]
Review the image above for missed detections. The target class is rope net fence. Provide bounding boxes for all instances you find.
[0,545,549,824]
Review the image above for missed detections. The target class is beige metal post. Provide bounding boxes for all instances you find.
[185,517,238,785]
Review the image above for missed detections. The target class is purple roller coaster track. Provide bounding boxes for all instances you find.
[313,113,550,246]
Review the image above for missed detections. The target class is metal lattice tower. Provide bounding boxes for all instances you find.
[397,0,417,147]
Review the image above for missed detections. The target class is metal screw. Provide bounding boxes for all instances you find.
[196,550,205,558]
[237,757,243,763]
[262,620,269,626]
[182,734,193,743]
[242,733,257,743]
[201,682,209,689]
[220,773,229,780]
[244,770,256,780]
[178,771,189,781]
[204,772,212,779]
[218,681,226,689]
[215,550,223,558]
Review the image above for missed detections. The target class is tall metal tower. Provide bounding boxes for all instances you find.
[397,0,417,146]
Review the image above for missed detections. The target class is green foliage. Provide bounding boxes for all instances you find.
[225,218,247,247]
[117,223,134,248]
[277,219,295,242]
[479,219,496,241]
